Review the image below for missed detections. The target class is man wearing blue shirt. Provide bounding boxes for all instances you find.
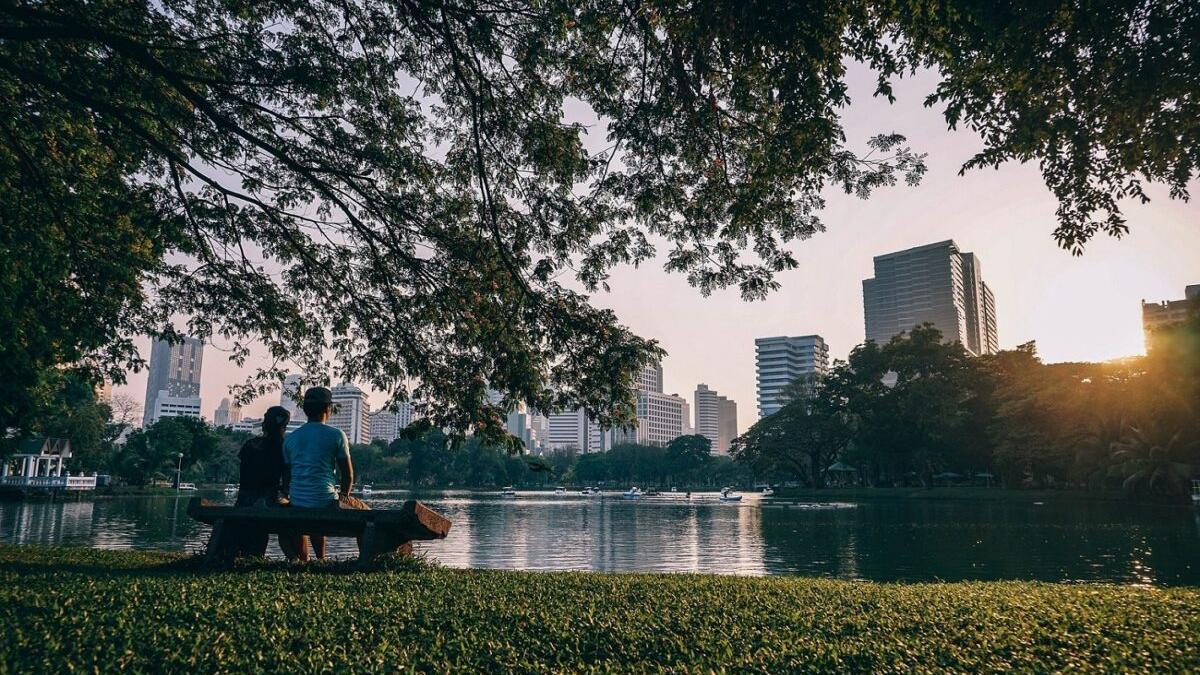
[282,385,367,560]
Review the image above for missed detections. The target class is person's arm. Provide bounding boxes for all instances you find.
[337,455,353,498]
[280,440,291,498]
[336,431,353,498]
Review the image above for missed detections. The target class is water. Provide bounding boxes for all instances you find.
[2,490,1199,585]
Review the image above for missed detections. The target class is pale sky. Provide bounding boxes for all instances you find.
[114,64,1200,434]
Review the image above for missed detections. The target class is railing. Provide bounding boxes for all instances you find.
[0,475,97,490]
[66,476,98,490]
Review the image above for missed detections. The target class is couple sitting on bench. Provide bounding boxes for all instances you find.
[234,385,368,560]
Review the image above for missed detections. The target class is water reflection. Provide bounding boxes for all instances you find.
[1,492,1197,585]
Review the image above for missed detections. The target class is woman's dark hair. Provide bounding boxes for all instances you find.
[262,406,291,433]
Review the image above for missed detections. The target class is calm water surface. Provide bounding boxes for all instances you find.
[2,490,1199,585]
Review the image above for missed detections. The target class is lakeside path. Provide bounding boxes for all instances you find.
[2,546,1198,672]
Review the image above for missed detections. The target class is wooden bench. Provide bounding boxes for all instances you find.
[187,497,451,564]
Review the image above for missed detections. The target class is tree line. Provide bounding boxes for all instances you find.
[733,315,1200,502]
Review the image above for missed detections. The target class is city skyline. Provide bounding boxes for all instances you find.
[113,65,1200,436]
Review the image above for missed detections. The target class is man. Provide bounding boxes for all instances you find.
[228,405,291,558]
[282,386,368,560]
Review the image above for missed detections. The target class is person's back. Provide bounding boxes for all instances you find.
[283,421,349,508]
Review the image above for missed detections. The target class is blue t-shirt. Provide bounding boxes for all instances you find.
[283,422,350,507]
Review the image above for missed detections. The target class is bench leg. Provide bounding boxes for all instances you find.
[359,521,378,563]
[205,518,226,563]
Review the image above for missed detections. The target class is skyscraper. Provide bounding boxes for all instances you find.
[143,336,204,426]
[755,335,828,419]
[213,398,242,428]
[862,240,998,355]
[629,360,688,446]
[694,384,738,455]
[279,374,304,418]
[329,383,370,445]
[368,403,414,443]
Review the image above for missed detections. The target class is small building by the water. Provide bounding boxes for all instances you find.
[0,438,97,491]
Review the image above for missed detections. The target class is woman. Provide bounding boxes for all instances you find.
[230,405,291,558]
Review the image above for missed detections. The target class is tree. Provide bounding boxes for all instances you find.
[5,1,1194,440]
[1108,424,1197,501]
[732,383,851,488]
[665,435,712,485]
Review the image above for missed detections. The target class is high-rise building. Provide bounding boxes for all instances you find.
[329,383,370,445]
[143,336,204,426]
[627,360,688,446]
[213,398,242,428]
[755,335,828,419]
[862,240,998,355]
[368,403,414,443]
[546,409,606,452]
[719,397,738,454]
[1142,284,1200,350]
[279,374,304,419]
[694,384,737,454]
[634,391,688,446]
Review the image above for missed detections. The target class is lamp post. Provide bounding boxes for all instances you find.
[174,452,184,491]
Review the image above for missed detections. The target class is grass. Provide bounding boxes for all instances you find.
[1,546,1198,673]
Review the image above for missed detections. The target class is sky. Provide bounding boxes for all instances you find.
[112,64,1200,434]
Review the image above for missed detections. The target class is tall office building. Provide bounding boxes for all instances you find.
[545,360,689,451]
[329,383,370,445]
[755,335,828,419]
[368,403,414,443]
[213,398,242,428]
[719,397,738,455]
[634,391,689,446]
[628,360,689,446]
[279,374,304,418]
[143,336,204,426]
[546,409,605,452]
[694,384,737,455]
[1142,284,1200,351]
[862,240,999,355]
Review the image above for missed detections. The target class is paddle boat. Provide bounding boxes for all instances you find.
[360,484,373,497]
[718,487,742,502]
[1192,480,1200,508]
[501,486,517,498]
[623,486,643,500]
[581,486,601,496]
[222,484,238,495]
[554,486,566,495]
[760,487,775,497]
[178,482,197,491]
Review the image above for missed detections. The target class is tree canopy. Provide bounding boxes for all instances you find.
[2,0,1195,439]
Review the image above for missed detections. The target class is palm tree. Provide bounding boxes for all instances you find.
[1108,424,1196,499]
[1073,417,1125,489]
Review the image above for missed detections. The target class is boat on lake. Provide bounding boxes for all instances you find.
[178,482,197,491]
[554,486,566,494]
[501,486,517,498]
[1192,480,1200,508]
[360,484,373,497]
[623,487,643,499]
[222,484,238,495]
[581,487,601,496]
[761,487,775,497]
[718,487,742,502]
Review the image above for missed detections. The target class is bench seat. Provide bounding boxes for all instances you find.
[187,497,451,564]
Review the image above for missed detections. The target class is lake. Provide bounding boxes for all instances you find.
[2,490,1198,585]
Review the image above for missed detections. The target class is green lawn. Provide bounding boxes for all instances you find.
[2,546,1197,672]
